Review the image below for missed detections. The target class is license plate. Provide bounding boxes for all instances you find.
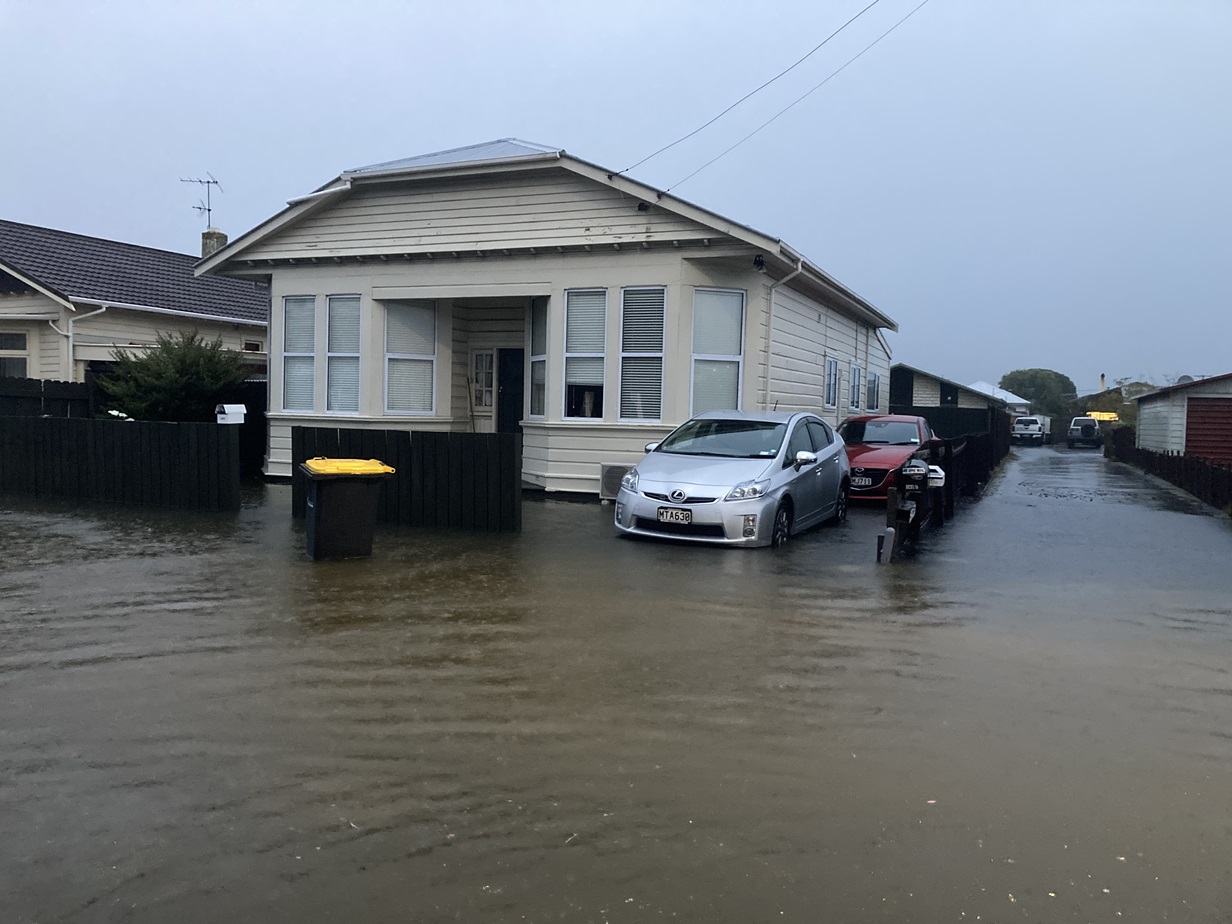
[657,506,691,524]
[852,476,873,488]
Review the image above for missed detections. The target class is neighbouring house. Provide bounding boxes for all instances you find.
[196,139,898,492]
[889,363,1008,436]
[967,380,1031,416]
[1135,373,1232,465]
[0,219,269,383]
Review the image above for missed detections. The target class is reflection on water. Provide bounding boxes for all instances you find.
[3,450,1232,922]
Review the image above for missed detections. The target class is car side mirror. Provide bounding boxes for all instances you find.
[794,450,818,470]
[644,441,659,453]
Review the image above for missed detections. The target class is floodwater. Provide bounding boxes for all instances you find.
[3,446,1232,922]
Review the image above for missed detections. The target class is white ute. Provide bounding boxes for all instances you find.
[1012,415,1051,444]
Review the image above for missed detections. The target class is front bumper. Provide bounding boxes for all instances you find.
[613,487,780,548]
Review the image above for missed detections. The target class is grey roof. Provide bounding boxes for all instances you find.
[346,138,563,176]
[1136,371,1232,402]
[0,219,268,324]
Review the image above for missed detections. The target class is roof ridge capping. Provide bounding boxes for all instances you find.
[345,138,564,177]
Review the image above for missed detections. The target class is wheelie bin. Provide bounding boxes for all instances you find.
[299,458,396,560]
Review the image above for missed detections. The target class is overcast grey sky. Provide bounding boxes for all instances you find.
[2,0,1227,392]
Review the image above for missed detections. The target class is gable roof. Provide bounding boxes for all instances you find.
[967,380,1030,406]
[197,138,896,332]
[347,138,563,176]
[893,364,1009,407]
[1136,371,1232,403]
[0,219,268,325]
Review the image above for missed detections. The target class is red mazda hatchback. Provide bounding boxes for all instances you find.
[837,415,939,501]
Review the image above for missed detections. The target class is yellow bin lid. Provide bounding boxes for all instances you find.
[302,457,396,475]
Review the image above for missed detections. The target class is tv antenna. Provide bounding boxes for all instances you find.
[181,173,223,226]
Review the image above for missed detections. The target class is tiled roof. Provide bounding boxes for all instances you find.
[0,219,268,324]
[346,138,563,176]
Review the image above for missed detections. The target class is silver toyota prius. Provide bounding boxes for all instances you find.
[614,410,850,548]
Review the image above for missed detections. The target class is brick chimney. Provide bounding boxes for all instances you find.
[201,227,228,258]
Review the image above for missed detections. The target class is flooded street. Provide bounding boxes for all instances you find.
[4,446,1232,922]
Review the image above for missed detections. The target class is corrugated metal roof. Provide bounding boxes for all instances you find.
[967,380,1030,405]
[346,139,563,176]
[1136,371,1232,402]
[0,219,269,324]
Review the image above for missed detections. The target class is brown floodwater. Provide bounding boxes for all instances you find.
[3,446,1231,922]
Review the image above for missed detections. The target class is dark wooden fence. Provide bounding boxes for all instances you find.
[291,426,522,532]
[0,377,95,417]
[0,417,240,510]
[1107,427,1232,512]
[0,376,268,478]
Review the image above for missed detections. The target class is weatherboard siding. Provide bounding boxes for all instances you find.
[762,286,889,427]
[72,309,246,352]
[239,170,716,261]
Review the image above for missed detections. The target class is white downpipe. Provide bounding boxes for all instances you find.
[66,306,107,382]
[761,258,804,409]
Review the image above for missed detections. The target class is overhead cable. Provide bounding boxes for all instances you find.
[665,0,933,194]
[614,0,884,177]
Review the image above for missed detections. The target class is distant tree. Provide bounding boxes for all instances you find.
[999,368,1078,419]
[99,330,248,422]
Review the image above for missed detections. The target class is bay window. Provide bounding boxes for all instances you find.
[564,289,605,419]
[691,288,744,414]
[619,287,664,420]
[385,300,436,414]
[529,296,547,417]
[326,295,360,413]
[282,296,315,412]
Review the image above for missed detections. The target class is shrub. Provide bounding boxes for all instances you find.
[98,330,249,422]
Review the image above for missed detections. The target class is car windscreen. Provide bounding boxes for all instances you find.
[656,419,787,458]
[838,419,921,446]
[1016,418,1039,426]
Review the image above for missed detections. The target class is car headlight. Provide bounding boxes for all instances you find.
[621,468,639,492]
[726,479,770,501]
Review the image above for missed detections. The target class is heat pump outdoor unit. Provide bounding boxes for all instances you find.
[599,463,632,501]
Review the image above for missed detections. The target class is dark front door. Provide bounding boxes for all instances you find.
[497,349,525,434]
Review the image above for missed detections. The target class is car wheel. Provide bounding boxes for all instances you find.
[771,501,792,548]
[831,480,849,524]
[1067,440,1074,449]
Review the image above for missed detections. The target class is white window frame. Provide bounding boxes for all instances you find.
[529,297,548,419]
[619,286,665,422]
[281,295,316,413]
[384,300,437,416]
[824,357,839,409]
[471,349,495,412]
[563,288,607,420]
[326,294,361,415]
[849,363,863,410]
[690,287,745,415]
[867,371,881,411]
[0,330,29,379]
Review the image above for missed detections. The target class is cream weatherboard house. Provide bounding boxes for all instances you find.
[197,139,898,493]
[0,220,268,382]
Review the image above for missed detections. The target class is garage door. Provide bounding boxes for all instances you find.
[1185,397,1232,464]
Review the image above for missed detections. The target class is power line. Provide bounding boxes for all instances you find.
[615,0,884,177]
[664,0,933,195]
